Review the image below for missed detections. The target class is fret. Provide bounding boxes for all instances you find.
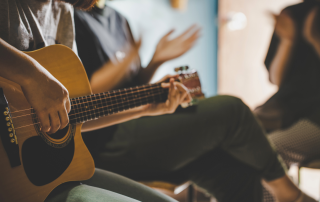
[127,87,136,109]
[75,97,84,123]
[94,94,102,118]
[100,93,109,117]
[86,95,95,120]
[82,95,91,121]
[69,83,168,124]
[69,99,77,124]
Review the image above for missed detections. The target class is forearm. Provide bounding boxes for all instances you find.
[90,62,129,93]
[81,105,148,132]
[0,38,46,86]
[269,39,293,86]
[90,48,140,93]
[136,58,163,84]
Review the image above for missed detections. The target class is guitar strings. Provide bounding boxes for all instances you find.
[10,84,165,118]
[11,88,166,120]
[13,91,167,130]
[12,89,165,120]
[9,83,162,114]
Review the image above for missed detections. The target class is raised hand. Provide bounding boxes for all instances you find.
[151,25,201,64]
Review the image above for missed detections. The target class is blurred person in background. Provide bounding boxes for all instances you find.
[254,1,320,201]
[74,0,317,201]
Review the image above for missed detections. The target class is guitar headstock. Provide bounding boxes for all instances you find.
[175,67,205,107]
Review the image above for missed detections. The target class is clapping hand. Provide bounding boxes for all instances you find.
[152,25,201,64]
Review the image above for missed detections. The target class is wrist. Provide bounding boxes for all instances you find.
[150,55,165,67]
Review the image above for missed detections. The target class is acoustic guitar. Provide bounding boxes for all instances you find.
[0,45,202,202]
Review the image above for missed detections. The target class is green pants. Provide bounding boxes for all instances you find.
[83,96,286,202]
[45,168,177,202]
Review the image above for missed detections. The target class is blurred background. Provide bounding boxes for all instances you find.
[107,0,300,109]
[105,0,320,201]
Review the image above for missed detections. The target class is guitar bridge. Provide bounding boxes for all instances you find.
[0,88,21,167]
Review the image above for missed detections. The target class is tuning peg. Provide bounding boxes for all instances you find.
[174,66,189,72]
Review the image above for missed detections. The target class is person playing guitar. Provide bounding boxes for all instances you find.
[0,0,190,202]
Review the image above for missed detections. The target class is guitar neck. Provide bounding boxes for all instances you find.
[68,83,168,124]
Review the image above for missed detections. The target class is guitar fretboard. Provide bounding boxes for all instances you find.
[68,83,168,124]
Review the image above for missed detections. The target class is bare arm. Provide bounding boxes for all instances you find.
[269,39,293,86]
[268,10,295,86]
[0,38,71,134]
[90,43,140,94]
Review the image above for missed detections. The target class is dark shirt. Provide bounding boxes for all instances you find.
[256,2,320,131]
[74,6,141,89]
[74,6,142,153]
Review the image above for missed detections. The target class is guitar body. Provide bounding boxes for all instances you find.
[0,45,95,202]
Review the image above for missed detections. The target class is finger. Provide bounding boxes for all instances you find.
[59,108,69,129]
[186,29,201,43]
[66,99,71,113]
[36,111,51,133]
[178,24,199,39]
[48,112,61,134]
[184,92,193,103]
[168,79,178,100]
[162,29,175,40]
[158,74,180,83]
[179,90,189,103]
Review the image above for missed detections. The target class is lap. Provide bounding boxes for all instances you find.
[88,96,244,174]
[86,96,280,180]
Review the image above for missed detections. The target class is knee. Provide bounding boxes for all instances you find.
[210,95,252,125]
[212,95,248,113]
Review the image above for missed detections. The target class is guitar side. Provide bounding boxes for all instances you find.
[0,45,95,202]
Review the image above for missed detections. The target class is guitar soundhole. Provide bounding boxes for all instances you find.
[50,126,69,139]
[22,136,74,186]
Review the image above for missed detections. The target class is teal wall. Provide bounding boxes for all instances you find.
[107,0,218,96]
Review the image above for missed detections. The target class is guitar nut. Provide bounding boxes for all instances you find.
[10,138,15,143]
[9,133,13,138]
[8,128,12,132]
[5,107,8,111]
[4,111,8,116]
[5,117,9,121]
[7,122,11,126]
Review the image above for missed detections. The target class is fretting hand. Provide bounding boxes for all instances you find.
[151,25,201,64]
[143,78,192,116]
